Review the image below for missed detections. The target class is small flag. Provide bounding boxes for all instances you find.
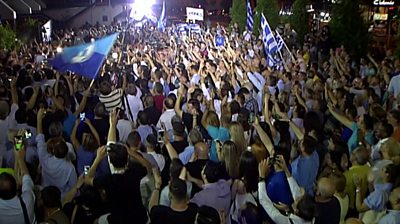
[157,1,166,31]
[247,0,254,32]
[50,33,119,79]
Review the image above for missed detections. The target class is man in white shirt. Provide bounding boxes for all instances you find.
[124,82,143,122]
[157,96,176,131]
[388,73,400,110]
[0,142,35,224]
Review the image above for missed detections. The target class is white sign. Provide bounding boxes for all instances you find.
[373,13,388,21]
[373,0,395,6]
[186,7,204,21]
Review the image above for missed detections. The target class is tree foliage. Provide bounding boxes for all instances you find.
[290,0,309,44]
[253,0,280,35]
[0,25,17,50]
[330,0,369,57]
[230,0,247,32]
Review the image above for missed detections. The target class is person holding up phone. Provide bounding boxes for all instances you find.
[0,129,36,224]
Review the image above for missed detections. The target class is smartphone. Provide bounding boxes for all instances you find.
[24,129,32,139]
[14,136,23,151]
[157,130,165,143]
[248,113,255,124]
[84,165,90,176]
[80,113,85,121]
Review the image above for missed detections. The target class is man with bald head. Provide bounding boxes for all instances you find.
[315,177,341,224]
[378,186,400,224]
[186,141,209,196]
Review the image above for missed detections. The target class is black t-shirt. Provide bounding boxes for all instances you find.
[182,112,210,139]
[143,106,161,126]
[161,140,189,188]
[186,159,208,197]
[92,118,110,145]
[150,203,198,224]
[93,162,148,224]
[315,197,341,224]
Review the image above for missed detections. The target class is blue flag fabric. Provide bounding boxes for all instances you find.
[247,0,254,32]
[215,35,225,47]
[157,1,165,31]
[50,33,119,79]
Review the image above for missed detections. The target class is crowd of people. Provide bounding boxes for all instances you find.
[0,19,399,224]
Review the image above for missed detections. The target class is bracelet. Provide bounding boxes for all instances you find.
[259,177,265,182]
[154,187,161,191]
[356,188,361,193]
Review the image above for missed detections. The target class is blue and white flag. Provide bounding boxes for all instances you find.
[189,23,201,34]
[50,33,119,79]
[247,0,254,32]
[261,13,278,54]
[275,32,284,51]
[177,23,188,35]
[157,1,165,31]
[215,35,225,47]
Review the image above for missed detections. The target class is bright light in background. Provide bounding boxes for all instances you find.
[56,47,63,53]
[130,0,156,21]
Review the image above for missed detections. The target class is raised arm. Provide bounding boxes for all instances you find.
[148,168,162,210]
[26,86,39,110]
[328,103,353,129]
[84,119,101,146]
[71,119,81,150]
[10,78,18,105]
[73,88,91,116]
[107,110,118,142]
[84,146,107,186]
[253,117,274,155]
[174,86,184,118]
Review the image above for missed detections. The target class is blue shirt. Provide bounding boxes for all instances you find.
[364,183,392,211]
[266,167,294,206]
[36,134,77,197]
[76,146,110,177]
[379,210,400,224]
[291,150,319,196]
[347,122,376,153]
[207,126,230,162]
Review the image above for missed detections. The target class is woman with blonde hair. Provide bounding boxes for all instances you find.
[217,140,240,179]
[229,122,246,155]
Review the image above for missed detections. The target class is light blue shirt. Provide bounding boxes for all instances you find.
[364,183,392,211]
[137,125,154,145]
[179,146,194,165]
[379,210,400,224]
[207,126,230,162]
[291,150,319,196]
[0,175,36,224]
[36,134,77,197]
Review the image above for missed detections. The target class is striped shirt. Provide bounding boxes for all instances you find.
[99,88,124,112]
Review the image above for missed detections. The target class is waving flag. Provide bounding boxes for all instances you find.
[189,23,202,34]
[50,33,119,79]
[246,0,254,32]
[157,1,166,31]
[261,13,278,54]
[275,32,284,51]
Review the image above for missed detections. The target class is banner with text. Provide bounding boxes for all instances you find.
[186,7,204,21]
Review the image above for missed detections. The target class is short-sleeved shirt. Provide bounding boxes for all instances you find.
[150,203,198,224]
[93,162,148,224]
[364,183,392,211]
[291,150,319,196]
[99,89,124,112]
[378,210,400,224]
[266,168,294,206]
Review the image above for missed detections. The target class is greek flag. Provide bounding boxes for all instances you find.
[261,13,278,54]
[246,0,254,32]
[50,33,119,79]
[177,23,188,35]
[276,32,284,51]
[189,23,202,34]
[157,1,166,31]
